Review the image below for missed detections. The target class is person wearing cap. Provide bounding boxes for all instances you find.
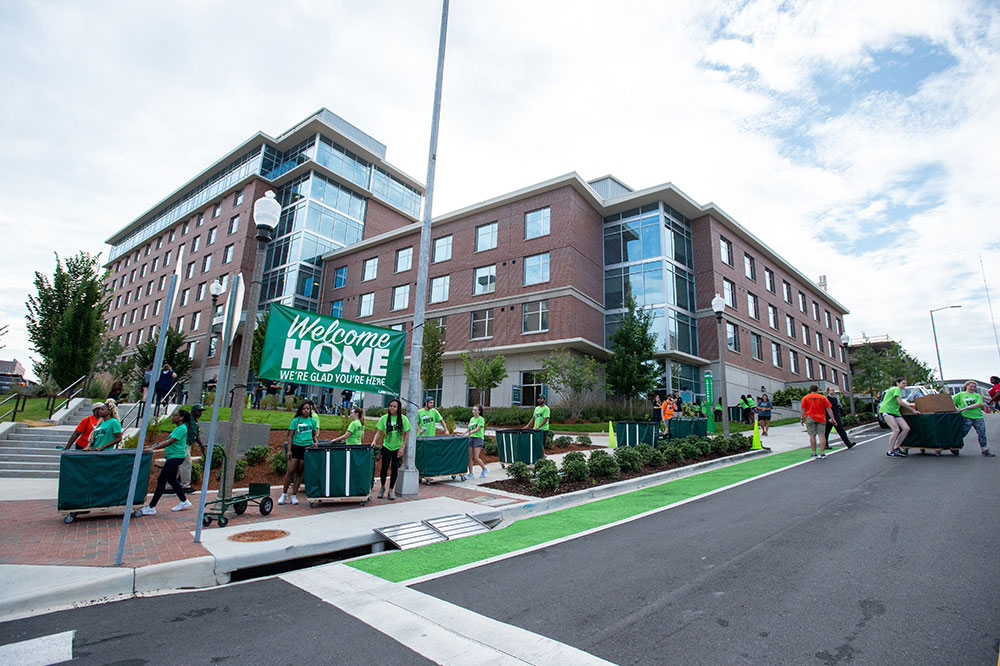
[178,404,205,492]
[64,402,104,450]
[85,402,123,451]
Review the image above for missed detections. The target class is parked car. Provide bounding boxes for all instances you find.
[0,373,28,394]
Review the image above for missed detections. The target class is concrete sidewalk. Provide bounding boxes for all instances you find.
[0,420,883,621]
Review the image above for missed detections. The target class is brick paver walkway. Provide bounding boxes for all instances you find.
[0,482,520,569]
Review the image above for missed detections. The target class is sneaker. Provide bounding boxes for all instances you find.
[388,490,396,501]
[480,469,488,478]
[819,454,827,459]
[377,487,385,499]
[278,493,287,505]
[182,487,196,494]
[897,449,908,457]
[810,453,818,459]
[466,473,474,479]
[846,442,856,449]
[886,450,898,457]
[171,500,192,512]
[290,495,299,505]
[983,450,996,457]
[140,505,156,515]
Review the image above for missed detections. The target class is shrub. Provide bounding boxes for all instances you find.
[483,406,534,426]
[588,450,620,479]
[191,461,203,484]
[261,394,280,410]
[634,443,655,466]
[646,447,666,466]
[575,434,593,446]
[710,436,731,455]
[203,390,216,407]
[440,405,473,422]
[483,435,497,456]
[210,446,224,469]
[841,414,859,428]
[366,406,387,418]
[562,451,587,465]
[561,455,590,482]
[532,458,560,492]
[678,442,700,460]
[506,461,532,482]
[554,435,573,449]
[663,446,683,464]
[542,434,555,451]
[245,445,270,466]
[694,437,712,457]
[234,458,248,481]
[268,449,287,475]
[549,406,571,423]
[729,433,750,450]
[614,446,642,474]
[772,386,809,407]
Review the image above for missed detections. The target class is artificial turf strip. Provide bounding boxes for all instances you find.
[348,448,813,582]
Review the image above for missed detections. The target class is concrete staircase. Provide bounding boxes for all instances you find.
[0,400,94,478]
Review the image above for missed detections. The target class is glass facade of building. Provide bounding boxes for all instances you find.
[603,203,701,397]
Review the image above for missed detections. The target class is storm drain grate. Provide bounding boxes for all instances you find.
[424,514,491,540]
[375,514,492,550]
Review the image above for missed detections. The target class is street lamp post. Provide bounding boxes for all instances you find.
[930,305,962,387]
[223,190,280,498]
[840,332,855,415]
[711,294,730,437]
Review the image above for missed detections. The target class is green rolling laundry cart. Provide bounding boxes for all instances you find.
[416,435,470,483]
[615,421,658,447]
[304,443,375,506]
[900,413,965,456]
[495,429,545,466]
[58,449,153,523]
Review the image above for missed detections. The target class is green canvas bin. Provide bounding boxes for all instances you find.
[692,418,708,436]
[415,435,470,477]
[901,413,964,449]
[667,418,695,439]
[728,406,744,423]
[304,445,375,498]
[57,449,153,512]
[615,421,658,447]
[496,429,545,465]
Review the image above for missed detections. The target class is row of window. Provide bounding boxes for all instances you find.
[329,300,551,340]
[724,322,847,386]
[720,235,842,334]
[109,246,236,313]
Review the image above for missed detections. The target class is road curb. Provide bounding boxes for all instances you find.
[0,565,135,622]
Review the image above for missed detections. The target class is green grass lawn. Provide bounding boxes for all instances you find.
[1,396,55,423]
[175,406,375,432]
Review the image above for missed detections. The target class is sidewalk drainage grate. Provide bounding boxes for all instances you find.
[228,529,290,543]
[375,514,492,550]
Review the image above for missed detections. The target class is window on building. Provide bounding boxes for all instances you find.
[358,293,374,317]
[334,266,348,288]
[790,350,800,374]
[330,299,344,318]
[153,299,161,316]
[819,363,827,380]
[185,262,195,280]
[180,289,189,306]
[802,323,810,345]
[202,254,212,273]
[228,215,239,235]
[130,269,136,283]
[433,235,452,262]
[395,247,413,272]
[182,222,189,235]
[145,281,153,296]
[525,207,550,239]
[188,340,197,359]
[522,300,549,333]
[430,275,450,303]
[125,332,132,347]
[723,279,736,308]
[831,368,837,384]
[836,318,843,335]
[212,203,221,218]
[192,312,201,331]
[169,230,175,242]
[362,257,378,281]
[520,370,547,406]
[151,257,159,272]
[827,338,835,358]
[391,285,409,311]
[428,316,447,342]
[813,301,820,321]
[222,244,234,264]
[208,335,218,358]
[816,332,823,352]
[806,357,815,379]
[840,346,846,363]
[824,310,832,328]
[726,321,739,352]
[196,282,206,301]
[207,227,217,245]
[158,275,166,291]
[524,253,550,285]
[476,222,498,252]
[197,214,204,228]
[164,249,171,267]
[744,254,756,281]
[772,342,782,367]
[768,304,778,329]
[473,265,496,294]
[115,295,121,308]
[471,309,494,339]
[783,280,792,303]
[720,237,734,266]
[234,188,244,206]
[799,291,807,313]
[764,268,775,293]
[141,303,149,320]
[139,264,147,279]
[155,237,162,250]
[747,292,759,320]
[751,333,762,360]
[176,315,184,331]
[191,236,201,253]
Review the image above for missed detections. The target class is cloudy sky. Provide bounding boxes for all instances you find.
[2,0,999,383]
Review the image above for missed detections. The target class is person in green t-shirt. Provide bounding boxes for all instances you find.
[374,398,410,500]
[524,395,552,447]
[279,402,319,505]
[462,404,488,479]
[86,403,123,451]
[953,381,994,456]
[141,409,192,515]
[331,407,366,446]
[416,398,449,437]
[879,377,920,457]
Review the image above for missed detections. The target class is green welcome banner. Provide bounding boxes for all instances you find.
[258,303,406,395]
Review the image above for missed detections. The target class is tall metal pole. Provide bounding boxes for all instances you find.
[115,270,179,565]
[843,341,855,415]
[224,241,267,499]
[401,0,450,496]
[194,276,240,542]
[979,254,1000,362]
[930,309,944,385]
[714,313,730,437]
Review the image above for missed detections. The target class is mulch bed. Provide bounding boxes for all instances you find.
[482,446,752,498]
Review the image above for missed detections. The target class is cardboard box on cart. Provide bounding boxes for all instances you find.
[913,394,958,413]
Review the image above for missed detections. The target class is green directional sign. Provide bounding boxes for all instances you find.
[258,303,406,395]
[705,372,715,434]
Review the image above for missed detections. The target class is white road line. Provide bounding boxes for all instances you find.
[0,630,74,666]
[281,564,615,666]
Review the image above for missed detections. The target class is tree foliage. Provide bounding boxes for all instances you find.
[461,352,508,405]
[534,348,603,419]
[249,309,270,378]
[605,293,659,414]
[421,319,444,395]
[25,252,108,386]
[850,338,935,408]
[115,327,192,387]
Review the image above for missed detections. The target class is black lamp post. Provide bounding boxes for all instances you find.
[711,293,730,437]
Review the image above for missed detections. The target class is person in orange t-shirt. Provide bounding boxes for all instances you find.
[64,404,103,450]
[661,397,675,436]
[800,385,834,459]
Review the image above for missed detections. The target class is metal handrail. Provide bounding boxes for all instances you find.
[155,381,182,417]
[119,400,145,429]
[0,393,27,422]
[47,375,92,419]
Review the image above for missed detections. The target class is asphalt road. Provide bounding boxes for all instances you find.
[416,417,1000,665]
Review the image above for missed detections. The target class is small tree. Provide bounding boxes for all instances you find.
[605,293,659,415]
[249,309,270,378]
[850,341,884,409]
[534,348,602,419]
[461,352,507,406]
[116,327,193,387]
[421,319,444,399]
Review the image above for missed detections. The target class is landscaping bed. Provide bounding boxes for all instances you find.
[482,435,753,498]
